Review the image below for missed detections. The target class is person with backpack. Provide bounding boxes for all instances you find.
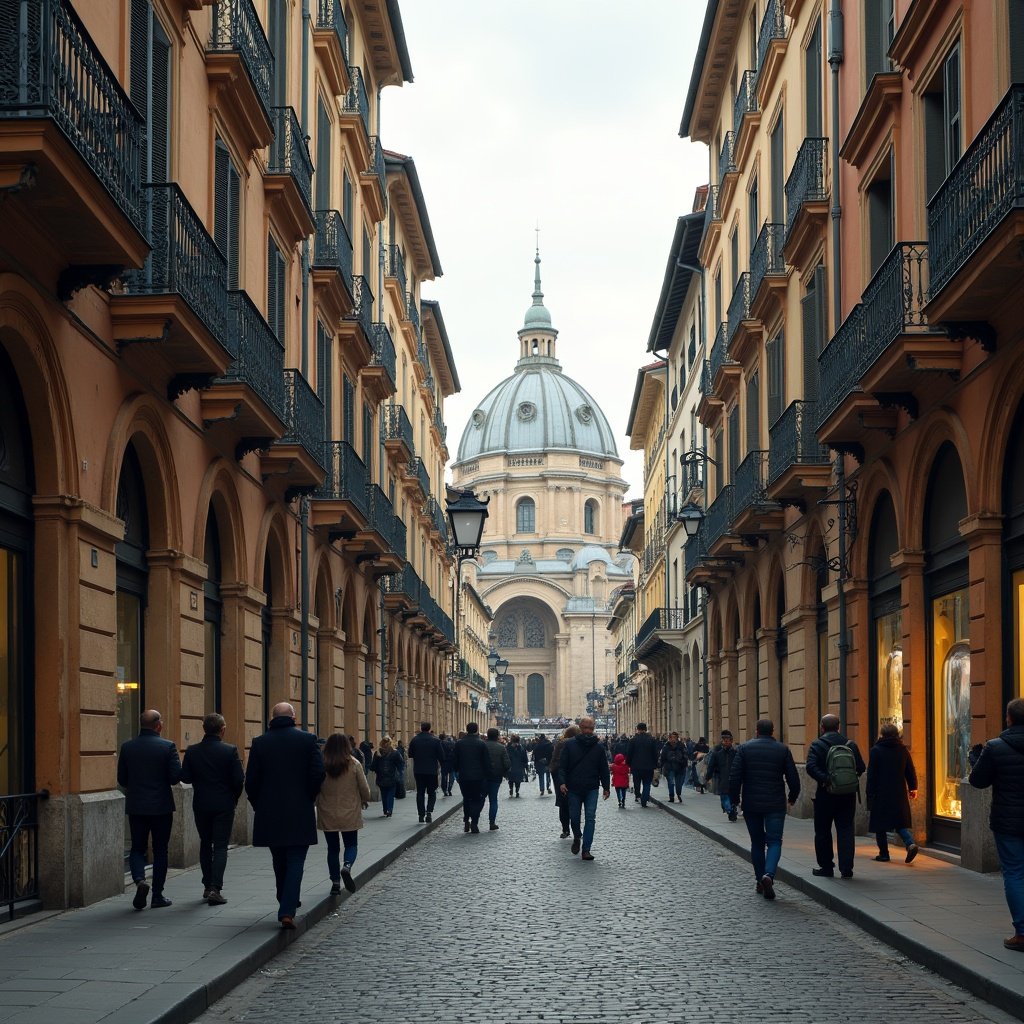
[805,713,866,878]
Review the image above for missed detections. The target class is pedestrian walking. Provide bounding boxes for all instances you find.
[556,716,610,860]
[611,752,630,807]
[316,733,370,894]
[484,727,511,830]
[705,731,739,819]
[729,718,800,900]
[969,698,1024,951]
[690,736,710,793]
[245,702,326,929]
[180,712,245,905]
[454,722,491,833]
[439,732,457,796]
[806,713,866,879]
[507,734,528,797]
[408,721,444,823]
[117,708,182,910]
[359,736,374,770]
[370,736,404,818]
[550,725,579,838]
[659,731,688,804]
[866,723,919,864]
[626,723,658,807]
[533,733,554,795]
[349,736,364,769]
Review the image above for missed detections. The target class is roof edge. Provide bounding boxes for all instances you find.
[646,211,705,354]
[385,0,415,83]
[680,0,719,138]
[420,299,460,393]
[384,153,442,277]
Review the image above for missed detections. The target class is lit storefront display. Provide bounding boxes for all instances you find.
[877,609,904,733]
[932,588,970,821]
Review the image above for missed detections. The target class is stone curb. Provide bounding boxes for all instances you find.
[652,796,1024,1023]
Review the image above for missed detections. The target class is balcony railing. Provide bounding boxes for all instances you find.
[732,450,771,518]
[785,137,828,239]
[636,608,687,652]
[123,184,228,348]
[370,322,397,390]
[313,209,353,292]
[317,440,369,518]
[707,322,729,389]
[386,244,407,296]
[0,791,46,921]
[280,369,326,470]
[929,86,1024,297]
[408,456,430,496]
[208,0,273,120]
[757,0,787,72]
[727,273,752,349]
[705,485,734,549]
[349,275,374,339]
[718,131,737,190]
[817,303,866,428]
[407,295,421,332]
[219,291,285,419]
[315,0,349,66]
[704,185,721,231]
[269,106,314,214]
[0,0,144,235]
[861,242,932,371]
[433,407,448,443]
[383,404,414,450]
[768,400,830,483]
[684,525,707,578]
[750,222,785,301]
[342,66,370,137]
[426,495,449,546]
[381,563,421,604]
[734,70,758,132]
[366,484,406,561]
[366,135,387,199]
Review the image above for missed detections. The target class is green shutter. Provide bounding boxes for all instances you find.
[770,115,785,224]
[746,372,760,452]
[316,321,333,440]
[316,99,331,211]
[767,333,784,424]
[343,375,354,443]
[806,19,822,135]
[151,19,171,184]
[728,406,740,481]
[1011,0,1024,83]
[130,0,149,119]
[801,287,820,402]
[343,170,353,229]
[865,0,883,82]
[214,141,229,260]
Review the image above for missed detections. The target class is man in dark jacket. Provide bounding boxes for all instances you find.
[484,727,512,830]
[626,723,658,807]
[181,712,244,905]
[533,734,554,795]
[408,721,444,824]
[557,716,611,859]
[970,698,1024,951]
[245,702,326,929]
[118,709,182,910]
[705,731,739,819]
[805,713,866,878]
[439,733,457,796]
[454,722,491,833]
[730,719,800,900]
[659,732,689,804]
[359,737,374,771]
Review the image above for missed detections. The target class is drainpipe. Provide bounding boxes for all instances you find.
[299,0,312,730]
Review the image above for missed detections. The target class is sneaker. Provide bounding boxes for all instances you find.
[132,882,150,910]
[330,882,342,896]
[581,850,595,861]
[341,866,356,893]
[571,837,581,854]
[761,875,775,901]
[812,867,835,877]
[425,812,432,822]
[905,844,919,864]
[207,890,227,906]
[150,894,172,909]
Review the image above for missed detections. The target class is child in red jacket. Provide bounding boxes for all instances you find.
[611,753,630,808]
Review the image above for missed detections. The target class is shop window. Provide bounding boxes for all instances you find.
[932,588,970,820]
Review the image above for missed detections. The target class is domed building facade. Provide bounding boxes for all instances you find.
[452,251,631,721]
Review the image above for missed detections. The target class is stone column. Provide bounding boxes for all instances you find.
[343,641,365,740]
[757,627,781,735]
[721,648,739,733]
[736,638,757,738]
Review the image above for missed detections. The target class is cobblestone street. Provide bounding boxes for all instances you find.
[197,793,1016,1024]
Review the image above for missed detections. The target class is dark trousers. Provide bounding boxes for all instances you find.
[128,813,173,894]
[415,774,438,817]
[458,779,485,825]
[633,770,653,804]
[324,830,358,879]
[813,792,857,873]
[193,808,234,891]
[556,789,571,833]
[270,845,309,920]
[440,767,454,794]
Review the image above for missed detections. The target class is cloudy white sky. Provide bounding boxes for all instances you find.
[386,2,710,498]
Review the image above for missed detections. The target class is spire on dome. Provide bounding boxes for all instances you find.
[520,240,555,336]
[532,245,544,306]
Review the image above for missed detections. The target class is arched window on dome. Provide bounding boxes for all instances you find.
[516,497,536,533]
[584,499,598,535]
[531,338,539,355]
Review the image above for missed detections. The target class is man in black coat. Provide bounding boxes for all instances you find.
[805,713,866,878]
[245,702,326,929]
[533,734,554,795]
[439,733,456,796]
[626,722,658,807]
[453,722,490,833]
[557,716,610,860]
[408,721,444,823]
[705,731,739,819]
[729,719,800,900]
[181,712,245,904]
[117,708,182,910]
[970,698,1024,951]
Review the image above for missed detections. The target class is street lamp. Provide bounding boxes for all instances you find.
[495,657,509,678]
[446,488,490,558]
[677,501,705,539]
[487,647,500,674]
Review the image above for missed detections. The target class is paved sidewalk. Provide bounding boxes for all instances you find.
[0,792,462,1024]
[654,786,1024,1020]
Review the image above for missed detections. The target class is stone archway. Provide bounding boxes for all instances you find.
[491,596,561,719]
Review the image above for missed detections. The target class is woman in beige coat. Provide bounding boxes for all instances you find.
[317,733,370,893]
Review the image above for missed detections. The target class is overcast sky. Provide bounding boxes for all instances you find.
[386,2,709,499]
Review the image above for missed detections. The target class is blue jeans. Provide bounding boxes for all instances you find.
[995,833,1024,936]
[665,768,686,799]
[615,786,628,804]
[743,810,786,881]
[875,828,914,857]
[324,830,357,880]
[633,771,653,804]
[720,791,733,815]
[567,788,600,850]
[537,768,551,793]
[270,845,308,920]
[487,779,502,824]
[380,785,396,815]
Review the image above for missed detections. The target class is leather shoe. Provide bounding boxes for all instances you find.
[150,895,172,909]
[1004,935,1024,951]
[812,867,834,877]
[873,855,891,862]
[905,844,919,864]
[207,890,227,906]
[470,824,480,833]
[489,823,499,830]
[571,837,581,854]
[761,875,775,901]
[425,812,432,822]
[559,830,570,838]
[132,882,150,911]
[581,850,594,861]
[280,916,295,930]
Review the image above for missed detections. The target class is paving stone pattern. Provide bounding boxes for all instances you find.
[197,794,1016,1024]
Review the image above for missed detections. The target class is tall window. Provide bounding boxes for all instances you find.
[343,374,354,443]
[527,674,545,717]
[516,498,536,533]
[203,511,222,717]
[867,158,894,276]
[267,235,286,342]
[214,140,241,288]
[268,0,287,106]
[748,177,759,252]
[767,330,784,423]
[362,404,373,469]
[924,44,962,200]
[801,266,827,400]
[730,229,739,290]
[805,17,823,135]
[343,168,353,230]
[865,0,896,83]
[746,372,760,452]
[770,114,785,224]
[584,500,597,535]
[315,98,331,211]
[728,406,740,482]
[714,268,722,325]
[131,0,172,184]
[316,320,333,438]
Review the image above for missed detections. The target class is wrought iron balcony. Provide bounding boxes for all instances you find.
[365,135,387,200]
[718,131,737,190]
[407,295,421,331]
[313,209,354,294]
[704,185,721,230]
[314,0,349,86]
[732,450,772,519]
[342,66,370,138]
[422,373,436,396]
[784,137,828,240]
[426,495,449,545]
[279,369,327,471]
[121,183,228,350]
[768,401,829,484]
[218,290,286,421]
[817,303,866,429]
[684,525,707,579]
[734,70,758,133]
[407,456,431,497]
[928,85,1024,299]
[0,0,146,250]
[700,358,713,396]
[750,222,786,302]
[348,275,374,340]
[208,0,273,121]
[365,483,406,563]
[268,106,314,216]
[386,245,407,296]
[383,404,414,452]
[757,0,787,73]
[316,440,369,519]
[381,563,421,607]
[635,608,687,656]
[727,273,752,351]
[860,242,932,373]
[707,322,731,390]
[433,407,448,443]
[369,322,397,392]
[705,485,734,550]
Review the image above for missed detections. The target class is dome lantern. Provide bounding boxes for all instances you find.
[518,246,558,364]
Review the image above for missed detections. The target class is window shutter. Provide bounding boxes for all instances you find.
[813,265,829,350]
[267,236,285,341]
[714,271,722,325]
[923,93,947,201]
[805,20,822,135]
[868,177,893,275]
[865,0,883,83]
[343,375,354,443]
[362,405,373,468]
[746,373,760,452]
[214,141,229,259]
[316,321,333,439]
[343,170,353,229]
[944,46,961,172]
[730,230,739,290]
[767,333,784,424]
[151,19,171,183]
[130,0,149,120]
[362,229,372,281]
[801,287,820,402]
[770,116,785,224]
[714,429,724,493]
[269,0,286,107]
[1011,0,1024,83]
[728,406,740,481]
[316,99,331,211]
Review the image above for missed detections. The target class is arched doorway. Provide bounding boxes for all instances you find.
[492,596,558,718]
[868,492,902,737]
